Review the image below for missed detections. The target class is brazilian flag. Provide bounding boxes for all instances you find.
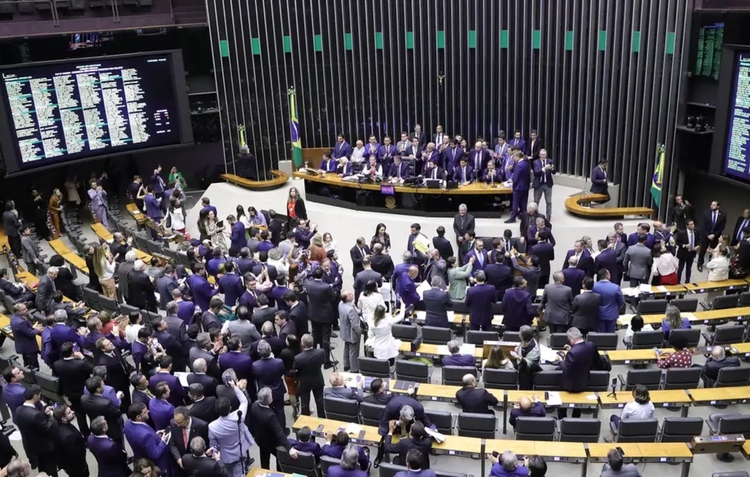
[288,88,303,168]
[651,144,665,206]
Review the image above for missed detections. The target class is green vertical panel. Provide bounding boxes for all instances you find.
[344,33,353,51]
[666,32,676,55]
[598,30,607,51]
[219,40,229,57]
[282,36,292,53]
[632,31,641,53]
[532,30,541,50]
[500,30,509,49]
[565,31,574,51]
[405,31,414,49]
[374,32,383,50]
[437,30,445,49]
[468,30,476,49]
[251,38,261,56]
[313,34,323,52]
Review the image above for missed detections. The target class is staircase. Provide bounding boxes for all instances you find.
[171,0,206,25]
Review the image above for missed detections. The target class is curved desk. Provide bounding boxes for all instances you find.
[220,170,289,191]
[565,192,654,219]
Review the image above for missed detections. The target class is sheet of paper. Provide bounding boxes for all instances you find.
[339,372,363,388]
[416,280,431,300]
[617,314,634,326]
[639,284,652,293]
[174,372,189,387]
[460,343,476,355]
[546,392,563,406]
[657,286,668,292]
[538,344,560,363]
[346,423,363,435]
[620,287,639,297]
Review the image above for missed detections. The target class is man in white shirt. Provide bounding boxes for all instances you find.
[350,140,366,165]
[125,311,144,344]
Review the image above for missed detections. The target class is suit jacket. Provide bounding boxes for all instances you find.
[423,288,452,328]
[21,236,40,267]
[169,417,209,462]
[201,310,222,333]
[464,249,490,271]
[571,291,601,332]
[333,140,353,159]
[509,401,546,427]
[127,270,157,311]
[590,165,608,195]
[592,280,624,321]
[11,313,40,355]
[338,301,361,344]
[35,274,56,314]
[55,267,81,301]
[501,288,536,330]
[218,352,253,382]
[15,404,57,464]
[558,341,596,392]
[395,273,420,307]
[289,301,310,336]
[354,269,382,302]
[383,435,433,470]
[87,434,130,477]
[349,245,371,278]
[563,250,595,278]
[519,212,550,239]
[595,249,619,283]
[702,209,728,237]
[442,354,475,367]
[512,158,531,191]
[424,257,447,285]
[155,274,178,310]
[627,232,656,249]
[149,371,185,407]
[189,397,219,423]
[124,420,170,472]
[81,393,123,440]
[561,268,585,297]
[324,386,364,402]
[53,357,93,400]
[484,263,513,300]
[452,165,475,183]
[530,242,555,278]
[187,373,218,397]
[117,261,134,302]
[378,396,432,435]
[56,422,88,475]
[432,236,454,261]
[188,274,218,313]
[624,243,653,280]
[369,253,395,281]
[182,454,229,477]
[251,306,276,330]
[252,357,286,401]
[465,284,497,326]
[528,137,544,158]
[469,150,490,173]
[532,158,555,188]
[455,386,498,414]
[388,162,410,179]
[2,210,21,237]
[294,348,326,390]
[675,228,702,260]
[307,279,337,323]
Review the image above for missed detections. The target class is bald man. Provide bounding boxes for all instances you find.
[396,266,420,308]
[702,346,740,386]
[508,394,546,428]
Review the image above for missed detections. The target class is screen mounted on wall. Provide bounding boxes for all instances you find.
[0,51,192,175]
[724,51,750,182]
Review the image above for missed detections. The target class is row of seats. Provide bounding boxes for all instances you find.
[636,293,750,315]
[0,0,153,15]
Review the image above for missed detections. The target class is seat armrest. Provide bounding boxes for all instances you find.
[617,374,626,390]
[706,418,719,434]
[700,302,711,311]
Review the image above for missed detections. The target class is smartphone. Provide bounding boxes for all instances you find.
[73,343,80,353]
[616,446,625,456]
[217,220,224,228]
[492,451,499,458]
[223,375,232,385]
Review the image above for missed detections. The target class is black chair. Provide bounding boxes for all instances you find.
[276,447,317,477]
[482,368,518,390]
[425,409,453,435]
[451,300,469,314]
[35,371,64,403]
[586,333,618,350]
[668,328,701,348]
[670,298,699,313]
[392,324,418,341]
[82,287,102,311]
[617,369,662,391]
[711,294,740,311]
[548,333,568,350]
[702,325,746,346]
[662,368,701,390]
[422,326,452,345]
[630,330,664,350]
[359,402,386,427]
[395,360,431,384]
[141,310,161,326]
[713,366,750,388]
[502,331,521,342]
[586,371,611,392]
[319,456,340,477]
[378,463,407,477]
[98,294,119,314]
[559,418,601,442]
[119,303,140,317]
[610,418,659,443]
[739,292,750,306]
[514,416,555,441]
[457,412,496,439]
[707,413,750,461]
[358,357,391,378]
[466,330,498,345]
[323,397,359,422]
[442,366,477,386]
[532,370,562,390]
[659,417,704,442]
[637,299,668,315]
[435,471,469,477]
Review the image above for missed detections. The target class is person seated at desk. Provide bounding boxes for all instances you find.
[456,374,498,414]
[509,395,545,429]
[318,151,337,173]
[329,446,369,477]
[362,155,384,181]
[483,160,502,185]
[384,423,433,469]
[49,291,86,319]
[660,305,691,344]
[442,339,475,367]
[363,378,392,406]
[702,346,741,385]
[623,314,653,347]
[423,160,444,182]
[600,448,642,477]
[288,426,322,458]
[321,430,369,471]
[482,345,515,371]
[656,334,692,368]
[388,155,411,184]
[323,372,364,402]
[337,157,354,177]
[0,268,35,305]
[609,385,654,430]
[488,450,530,477]
[452,157,474,185]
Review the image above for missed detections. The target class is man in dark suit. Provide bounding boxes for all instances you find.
[468,141,490,177]
[410,124,427,149]
[87,416,130,477]
[169,406,209,469]
[594,238,619,284]
[81,375,123,443]
[669,195,694,231]
[531,149,554,219]
[131,373,153,409]
[353,258,382,303]
[698,200,728,271]
[35,268,57,318]
[307,268,337,368]
[182,436,229,477]
[377,395,433,436]
[556,327,596,418]
[563,241,594,278]
[485,254,514,301]
[590,159,610,201]
[187,358,219,397]
[363,378,393,406]
[730,209,750,246]
[528,130,544,158]
[561,255,586,298]
[96,338,132,412]
[293,334,326,417]
[285,291,309,337]
[505,152,531,223]
[423,277,452,328]
[464,240,490,272]
[369,244,395,281]
[452,157,474,185]
[540,271,573,333]
[423,159,444,181]
[250,322,285,360]
[128,261,157,312]
[53,404,89,477]
[250,387,295,469]
[156,265,179,310]
[459,231,476,266]
[252,340,287,428]
[501,276,536,332]
[349,237,371,279]
[465,271,497,331]
[675,219,701,283]
[218,337,254,395]
[432,226,454,263]
[442,340,475,367]
[251,294,277,331]
[455,374,498,414]
[387,155,411,182]
[149,355,185,407]
[188,383,219,423]
[10,302,42,370]
[15,385,58,476]
[0,269,35,305]
[571,278,601,336]
[530,231,555,287]
[53,342,93,436]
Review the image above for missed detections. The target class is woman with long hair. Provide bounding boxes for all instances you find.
[511,325,541,390]
[197,209,209,241]
[482,345,514,371]
[47,188,64,239]
[248,206,267,227]
[280,334,302,414]
[323,232,338,252]
[203,210,227,253]
[660,304,690,343]
[358,280,385,325]
[85,245,102,293]
[370,223,391,251]
[365,304,404,364]
[95,245,117,298]
[309,233,326,263]
[164,199,187,234]
[168,166,187,190]
[610,384,654,429]
[286,187,307,226]
[236,205,251,228]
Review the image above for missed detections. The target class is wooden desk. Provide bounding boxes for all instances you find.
[637,442,693,462]
[621,285,687,298]
[246,469,291,477]
[126,203,147,226]
[586,443,641,462]
[220,172,289,191]
[17,271,38,287]
[599,390,692,416]
[431,435,482,456]
[688,386,750,406]
[564,193,654,219]
[63,253,89,274]
[685,279,750,294]
[398,342,484,360]
[0,313,42,348]
[415,383,504,403]
[293,171,513,196]
[291,415,381,446]
[484,439,538,458]
[91,223,113,241]
[635,307,750,327]
[48,239,73,256]
[742,440,750,460]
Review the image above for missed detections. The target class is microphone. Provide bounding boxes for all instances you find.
[608,378,617,399]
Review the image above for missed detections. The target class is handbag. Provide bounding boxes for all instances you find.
[729,256,747,279]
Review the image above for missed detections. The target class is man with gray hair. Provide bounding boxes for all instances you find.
[293,333,326,417]
[424,248,447,285]
[442,340,475,367]
[252,339,286,429]
[702,345,741,386]
[540,270,573,333]
[226,306,261,353]
[465,269,497,331]
[182,436,228,477]
[250,387,296,469]
[118,250,138,302]
[35,266,58,313]
[187,358,219,398]
[453,203,476,256]
[127,259,157,311]
[456,374,498,414]
[189,333,220,376]
[561,254,586,297]
[338,290,362,372]
[335,445,362,476]
[489,450,527,477]
[110,232,133,263]
[555,327,595,418]
[423,275,451,328]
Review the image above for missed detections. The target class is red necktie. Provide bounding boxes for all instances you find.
[183,427,189,447]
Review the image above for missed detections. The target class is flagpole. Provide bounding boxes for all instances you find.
[288,87,303,171]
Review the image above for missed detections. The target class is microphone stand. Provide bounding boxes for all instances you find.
[237,409,250,476]
[606,383,617,399]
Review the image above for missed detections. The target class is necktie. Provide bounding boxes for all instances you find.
[397,165,401,179]
[475,153,480,171]
[541,161,545,183]
[478,252,483,264]
[432,168,436,179]
[739,220,747,241]
[505,240,510,250]
[713,211,717,228]
[183,427,189,447]
[462,168,466,183]
[689,231,694,248]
